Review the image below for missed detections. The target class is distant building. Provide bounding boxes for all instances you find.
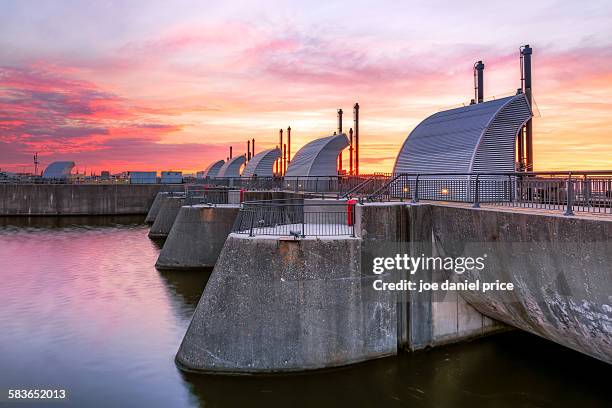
[42,161,75,180]
[161,171,183,184]
[100,171,110,181]
[129,171,157,184]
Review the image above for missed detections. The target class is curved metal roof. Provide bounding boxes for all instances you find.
[393,94,531,174]
[200,159,225,178]
[42,161,75,179]
[216,155,246,178]
[241,148,281,177]
[285,134,349,178]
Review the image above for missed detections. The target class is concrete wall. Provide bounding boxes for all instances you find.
[0,184,182,216]
[355,203,504,351]
[429,205,612,364]
[176,234,396,374]
[156,204,240,269]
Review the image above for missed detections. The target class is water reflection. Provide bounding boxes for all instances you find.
[180,331,610,408]
[0,214,145,229]
[0,217,610,408]
[158,268,212,321]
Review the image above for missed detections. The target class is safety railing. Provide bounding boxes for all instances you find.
[231,199,356,237]
[183,186,229,205]
[368,171,612,216]
[199,174,391,194]
[341,174,393,198]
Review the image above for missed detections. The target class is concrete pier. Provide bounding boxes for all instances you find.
[176,234,396,374]
[428,204,612,363]
[148,196,187,239]
[175,200,612,372]
[356,203,505,350]
[145,192,168,224]
[155,204,240,270]
[357,202,611,363]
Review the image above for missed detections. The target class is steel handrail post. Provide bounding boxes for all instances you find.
[564,172,574,216]
[473,174,480,208]
[412,175,420,203]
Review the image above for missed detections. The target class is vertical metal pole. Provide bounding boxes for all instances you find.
[351,202,356,237]
[247,140,251,161]
[349,128,354,175]
[337,109,343,173]
[412,175,420,203]
[521,45,534,170]
[473,175,480,208]
[353,103,359,175]
[252,138,255,157]
[564,172,574,216]
[283,144,287,176]
[287,127,291,165]
[249,211,255,237]
[584,174,590,211]
[275,145,278,175]
[474,61,484,103]
[279,129,283,175]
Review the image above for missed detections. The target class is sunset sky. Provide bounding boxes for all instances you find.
[1,0,611,174]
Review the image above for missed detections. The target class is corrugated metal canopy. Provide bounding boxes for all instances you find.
[285,134,349,178]
[201,159,225,178]
[42,161,75,179]
[216,155,246,178]
[393,94,531,174]
[241,148,281,177]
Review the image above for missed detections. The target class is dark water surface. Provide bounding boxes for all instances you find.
[0,216,610,407]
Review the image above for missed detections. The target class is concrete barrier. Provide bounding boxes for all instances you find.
[428,204,612,364]
[176,234,396,374]
[155,204,240,270]
[0,184,182,216]
[356,203,505,351]
[145,192,167,224]
[148,196,187,239]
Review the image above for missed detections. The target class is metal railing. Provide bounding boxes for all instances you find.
[232,199,356,237]
[199,174,391,195]
[183,186,229,205]
[368,171,612,216]
[341,174,393,198]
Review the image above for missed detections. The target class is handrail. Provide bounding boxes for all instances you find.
[233,199,355,237]
[341,178,375,198]
[364,171,612,216]
[367,173,403,201]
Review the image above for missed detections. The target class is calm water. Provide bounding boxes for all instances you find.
[0,216,610,407]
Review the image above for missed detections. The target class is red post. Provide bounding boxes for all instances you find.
[347,199,357,226]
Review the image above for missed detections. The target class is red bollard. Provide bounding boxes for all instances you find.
[347,199,357,226]
[239,188,245,203]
